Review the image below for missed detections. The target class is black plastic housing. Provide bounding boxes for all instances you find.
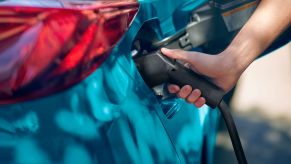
[134,51,225,108]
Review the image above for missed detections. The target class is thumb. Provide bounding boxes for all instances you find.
[161,48,194,63]
[161,48,209,75]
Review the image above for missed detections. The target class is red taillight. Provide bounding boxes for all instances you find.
[0,1,139,104]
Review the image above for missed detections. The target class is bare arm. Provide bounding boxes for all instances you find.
[161,0,291,107]
[225,0,291,75]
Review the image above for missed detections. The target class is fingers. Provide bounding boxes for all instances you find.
[185,89,205,108]
[186,89,201,103]
[168,84,180,94]
[194,97,206,108]
[177,85,192,99]
[168,84,206,108]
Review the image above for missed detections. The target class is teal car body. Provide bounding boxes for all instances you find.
[0,0,220,163]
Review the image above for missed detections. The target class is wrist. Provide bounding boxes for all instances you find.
[219,46,246,76]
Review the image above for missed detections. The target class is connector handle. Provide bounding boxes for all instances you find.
[134,51,225,108]
[167,61,225,108]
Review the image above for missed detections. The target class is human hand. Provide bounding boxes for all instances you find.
[161,48,243,108]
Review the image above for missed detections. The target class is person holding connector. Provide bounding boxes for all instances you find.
[161,0,291,108]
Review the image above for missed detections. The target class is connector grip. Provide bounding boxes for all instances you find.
[168,62,224,108]
[134,51,225,108]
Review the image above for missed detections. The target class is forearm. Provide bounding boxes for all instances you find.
[223,0,291,74]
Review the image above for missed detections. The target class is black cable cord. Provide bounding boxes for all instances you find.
[218,100,248,164]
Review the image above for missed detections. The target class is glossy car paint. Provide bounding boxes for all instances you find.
[0,0,219,163]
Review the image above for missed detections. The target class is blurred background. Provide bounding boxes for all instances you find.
[215,43,291,164]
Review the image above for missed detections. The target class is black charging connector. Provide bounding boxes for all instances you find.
[134,51,224,108]
[134,50,247,164]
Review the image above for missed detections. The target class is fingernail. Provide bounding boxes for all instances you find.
[193,89,200,95]
[169,87,175,93]
[161,48,170,53]
[168,85,178,93]
[195,97,206,108]
[184,63,191,68]
[185,85,192,91]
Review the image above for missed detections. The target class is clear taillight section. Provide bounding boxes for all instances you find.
[0,1,139,104]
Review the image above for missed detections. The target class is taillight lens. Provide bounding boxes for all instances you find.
[0,1,139,104]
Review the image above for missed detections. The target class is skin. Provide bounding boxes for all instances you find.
[161,0,291,108]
